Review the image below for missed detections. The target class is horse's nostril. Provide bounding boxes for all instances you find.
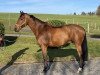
[14,28,18,32]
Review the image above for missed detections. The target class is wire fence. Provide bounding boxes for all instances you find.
[64,19,100,34]
[0,13,100,35]
[0,13,100,51]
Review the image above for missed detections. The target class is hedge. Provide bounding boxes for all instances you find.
[47,20,66,27]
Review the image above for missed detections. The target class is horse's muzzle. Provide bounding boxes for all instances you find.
[14,28,19,32]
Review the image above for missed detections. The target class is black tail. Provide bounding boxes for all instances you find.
[82,34,88,61]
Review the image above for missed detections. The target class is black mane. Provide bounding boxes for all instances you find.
[29,15,46,24]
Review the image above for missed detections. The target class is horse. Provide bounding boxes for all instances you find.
[14,11,88,73]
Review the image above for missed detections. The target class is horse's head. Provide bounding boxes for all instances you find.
[14,11,29,32]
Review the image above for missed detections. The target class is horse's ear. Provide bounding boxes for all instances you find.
[20,11,24,14]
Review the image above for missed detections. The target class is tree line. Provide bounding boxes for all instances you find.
[73,5,100,16]
[73,12,95,15]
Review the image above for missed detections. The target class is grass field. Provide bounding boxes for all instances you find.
[0,13,100,66]
[0,36,100,66]
[0,13,100,34]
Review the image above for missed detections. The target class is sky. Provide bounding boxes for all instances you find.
[0,0,100,14]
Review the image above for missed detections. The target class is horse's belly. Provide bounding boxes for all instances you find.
[49,43,67,47]
[49,35,69,47]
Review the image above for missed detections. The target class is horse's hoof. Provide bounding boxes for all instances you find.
[77,67,82,73]
[43,68,48,73]
[43,66,50,73]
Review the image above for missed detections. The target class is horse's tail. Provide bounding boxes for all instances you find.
[82,34,88,61]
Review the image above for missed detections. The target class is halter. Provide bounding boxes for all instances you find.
[15,17,26,37]
[15,15,27,28]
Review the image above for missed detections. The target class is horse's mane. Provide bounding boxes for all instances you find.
[29,14,53,28]
[29,15,46,24]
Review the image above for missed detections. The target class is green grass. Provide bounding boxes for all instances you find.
[0,13,100,66]
[0,13,100,34]
[0,36,100,66]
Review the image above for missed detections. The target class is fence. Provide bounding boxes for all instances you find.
[0,13,100,35]
[64,19,100,34]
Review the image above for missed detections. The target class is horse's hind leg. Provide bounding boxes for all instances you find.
[75,44,83,73]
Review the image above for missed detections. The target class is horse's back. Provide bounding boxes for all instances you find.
[64,24,85,32]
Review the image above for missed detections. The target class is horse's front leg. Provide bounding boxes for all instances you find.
[41,45,49,72]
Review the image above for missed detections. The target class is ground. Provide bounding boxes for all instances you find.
[0,34,100,75]
[0,57,100,75]
[0,13,100,75]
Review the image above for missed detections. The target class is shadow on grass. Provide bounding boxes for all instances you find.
[4,36,18,46]
[90,34,100,39]
[49,48,78,61]
[37,47,78,61]
[0,47,29,75]
[37,47,79,72]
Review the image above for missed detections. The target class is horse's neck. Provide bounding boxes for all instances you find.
[28,18,45,37]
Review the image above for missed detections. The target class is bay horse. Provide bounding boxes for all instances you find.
[14,11,88,73]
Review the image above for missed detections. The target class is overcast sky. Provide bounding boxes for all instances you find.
[0,0,100,14]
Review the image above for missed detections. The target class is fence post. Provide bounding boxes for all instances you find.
[9,13,10,26]
[87,23,90,33]
[73,18,74,24]
[8,13,11,30]
[46,18,48,21]
[77,22,78,25]
[98,27,99,30]
[94,23,96,30]
[66,20,68,24]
